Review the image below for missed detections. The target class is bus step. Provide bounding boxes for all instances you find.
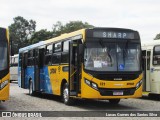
[70,91,77,96]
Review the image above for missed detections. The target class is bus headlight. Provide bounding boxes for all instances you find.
[0,80,9,90]
[91,83,98,90]
[136,80,142,89]
[85,79,98,90]
[85,79,91,86]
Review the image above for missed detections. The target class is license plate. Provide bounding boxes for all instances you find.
[113,91,123,96]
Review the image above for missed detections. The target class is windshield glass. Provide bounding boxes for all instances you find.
[84,41,140,72]
[0,42,8,70]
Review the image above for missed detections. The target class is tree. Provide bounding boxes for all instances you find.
[30,21,94,43]
[52,21,94,37]
[154,33,160,40]
[30,29,53,44]
[9,16,36,53]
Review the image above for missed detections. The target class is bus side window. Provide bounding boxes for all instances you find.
[54,42,62,52]
[153,45,160,65]
[61,52,69,63]
[19,53,22,67]
[61,40,70,64]
[28,50,33,66]
[63,40,70,52]
[45,44,52,65]
[52,53,61,64]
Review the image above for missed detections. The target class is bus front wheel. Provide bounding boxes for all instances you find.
[62,83,74,105]
[109,99,120,104]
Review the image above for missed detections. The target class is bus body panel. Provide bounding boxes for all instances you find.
[150,65,160,94]
[42,66,53,94]
[0,73,10,100]
[81,70,142,99]
[25,67,34,89]
[81,82,142,99]
[48,65,69,95]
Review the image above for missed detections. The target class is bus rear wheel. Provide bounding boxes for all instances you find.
[62,83,74,105]
[109,99,120,104]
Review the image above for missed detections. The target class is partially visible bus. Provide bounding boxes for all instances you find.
[18,28,142,105]
[0,27,10,102]
[10,54,18,82]
[142,40,160,98]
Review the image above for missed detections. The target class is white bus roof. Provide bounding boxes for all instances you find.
[19,41,45,53]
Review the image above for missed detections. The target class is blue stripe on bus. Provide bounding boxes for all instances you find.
[42,66,53,94]
[18,66,53,94]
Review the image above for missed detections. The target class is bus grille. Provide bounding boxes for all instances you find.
[98,88,136,96]
[92,74,139,81]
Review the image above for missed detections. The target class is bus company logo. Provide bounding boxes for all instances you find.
[50,68,56,74]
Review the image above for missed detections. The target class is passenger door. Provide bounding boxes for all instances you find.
[21,52,27,88]
[34,49,40,91]
[69,41,82,96]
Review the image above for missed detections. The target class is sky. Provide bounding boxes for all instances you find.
[1,0,160,43]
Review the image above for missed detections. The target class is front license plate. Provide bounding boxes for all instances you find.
[113,91,123,96]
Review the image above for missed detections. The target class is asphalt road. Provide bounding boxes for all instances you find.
[1,83,160,119]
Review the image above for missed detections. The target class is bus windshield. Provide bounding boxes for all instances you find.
[0,42,8,70]
[84,41,140,72]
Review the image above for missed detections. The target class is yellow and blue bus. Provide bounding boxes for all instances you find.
[18,28,142,105]
[0,27,10,102]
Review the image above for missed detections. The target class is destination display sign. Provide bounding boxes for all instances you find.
[93,31,135,39]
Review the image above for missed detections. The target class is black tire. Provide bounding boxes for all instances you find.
[62,83,74,105]
[109,99,120,104]
[29,81,34,96]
